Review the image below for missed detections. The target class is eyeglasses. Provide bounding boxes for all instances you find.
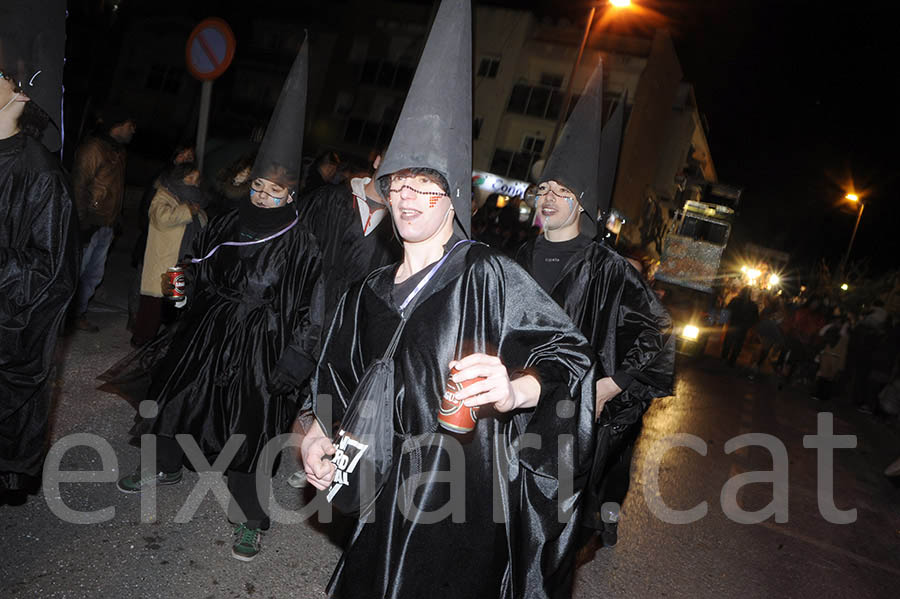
[0,71,23,93]
[250,180,289,202]
[536,184,573,200]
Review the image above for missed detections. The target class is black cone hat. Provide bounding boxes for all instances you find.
[375,0,472,238]
[540,61,603,237]
[250,36,308,189]
[598,90,626,218]
[0,0,66,151]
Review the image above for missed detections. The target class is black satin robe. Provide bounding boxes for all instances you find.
[298,183,400,324]
[311,243,596,599]
[109,210,321,472]
[1,133,78,491]
[516,238,674,525]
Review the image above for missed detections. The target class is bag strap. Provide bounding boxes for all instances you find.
[381,239,472,360]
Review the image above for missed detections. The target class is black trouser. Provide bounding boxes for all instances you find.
[157,436,271,530]
[814,377,832,401]
[721,326,749,366]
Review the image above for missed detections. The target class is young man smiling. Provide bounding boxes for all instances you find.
[299,1,597,597]
[516,63,675,552]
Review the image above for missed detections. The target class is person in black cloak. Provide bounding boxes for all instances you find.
[299,1,596,597]
[514,63,675,553]
[282,153,400,488]
[0,0,79,498]
[0,0,80,505]
[107,40,322,562]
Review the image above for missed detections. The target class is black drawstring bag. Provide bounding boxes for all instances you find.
[325,320,406,518]
[324,240,471,518]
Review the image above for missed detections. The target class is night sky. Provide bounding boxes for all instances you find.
[488,0,900,276]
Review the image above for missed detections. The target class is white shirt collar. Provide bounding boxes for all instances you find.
[350,176,387,237]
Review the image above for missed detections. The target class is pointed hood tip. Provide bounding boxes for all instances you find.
[375,0,473,238]
[250,38,309,189]
[540,61,605,238]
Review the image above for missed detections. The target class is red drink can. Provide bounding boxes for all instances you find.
[165,266,186,301]
[438,368,484,433]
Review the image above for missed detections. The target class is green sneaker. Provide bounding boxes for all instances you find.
[231,524,262,562]
[116,470,183,493]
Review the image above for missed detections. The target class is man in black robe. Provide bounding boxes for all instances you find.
[0,2,78,497]
[515,63,675,552]
[299,2,597,597]
[297,152,400,329]
[280,155,400,488]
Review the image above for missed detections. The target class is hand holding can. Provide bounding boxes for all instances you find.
[163,265,186,302]
[438,367,484,433]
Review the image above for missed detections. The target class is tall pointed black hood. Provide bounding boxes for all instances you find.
[0,0,66,151]
[375,0,472,238]
[540,61,603,237]
[597,90,626,218]
[250,36,308,189]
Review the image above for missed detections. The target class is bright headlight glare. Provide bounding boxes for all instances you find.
[682,325,700,341]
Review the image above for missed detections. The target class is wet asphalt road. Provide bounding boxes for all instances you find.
[4,212,900,599]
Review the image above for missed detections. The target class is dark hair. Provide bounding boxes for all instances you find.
[18,101,50,139]
[170,143,194,164]
[221,153,256,185]
[169,162,199,182]
[378,167,450,199]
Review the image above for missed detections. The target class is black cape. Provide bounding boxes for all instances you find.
[312,243,596,599]
[298,182,399,327]
[0,133,78,490]
[102,209,321,472]
[516,237,675,527]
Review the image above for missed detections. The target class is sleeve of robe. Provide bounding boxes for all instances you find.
[476,253,597,599]
[603,257,675,429]
[1,167,78,419]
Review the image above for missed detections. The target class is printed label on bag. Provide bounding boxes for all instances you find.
[326,430,370,502]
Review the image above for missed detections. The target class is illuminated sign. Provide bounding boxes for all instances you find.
[472,171,530,198]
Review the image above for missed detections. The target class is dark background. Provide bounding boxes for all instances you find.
[64,0,900,275]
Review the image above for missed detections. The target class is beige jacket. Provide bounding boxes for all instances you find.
[140,187,206,297]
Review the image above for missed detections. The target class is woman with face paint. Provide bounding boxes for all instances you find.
[105,42,323,562]
[1,63,79,497]
[298,2,597,597]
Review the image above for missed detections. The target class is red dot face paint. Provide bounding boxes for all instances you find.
[429,196,441,208]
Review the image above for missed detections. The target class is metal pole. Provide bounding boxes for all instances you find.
[547,5,596,154]
[195,79,213,173]
[840,202,864,276]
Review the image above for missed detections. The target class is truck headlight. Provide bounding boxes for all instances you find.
[682,325,700,341]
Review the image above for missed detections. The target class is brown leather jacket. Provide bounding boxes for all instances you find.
[71,134,127,229]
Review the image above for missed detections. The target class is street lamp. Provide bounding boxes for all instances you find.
[547,0,633,154]
[839,193,865,276]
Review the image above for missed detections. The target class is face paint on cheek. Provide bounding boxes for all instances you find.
[429,195,441,208]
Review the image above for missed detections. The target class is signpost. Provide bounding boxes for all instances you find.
[185,18,235,171]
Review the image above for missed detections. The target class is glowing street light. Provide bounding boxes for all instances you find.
[841,283,849,291]
[768,273,780,286]
[548,0,635,153]
[839,193,865,276]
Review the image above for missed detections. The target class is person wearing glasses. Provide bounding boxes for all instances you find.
[515,64,674,556]
[0,63,78,499]
[299,2,597,597]
[106,42,322,562]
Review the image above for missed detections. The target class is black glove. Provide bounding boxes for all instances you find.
[268,346,316,396]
